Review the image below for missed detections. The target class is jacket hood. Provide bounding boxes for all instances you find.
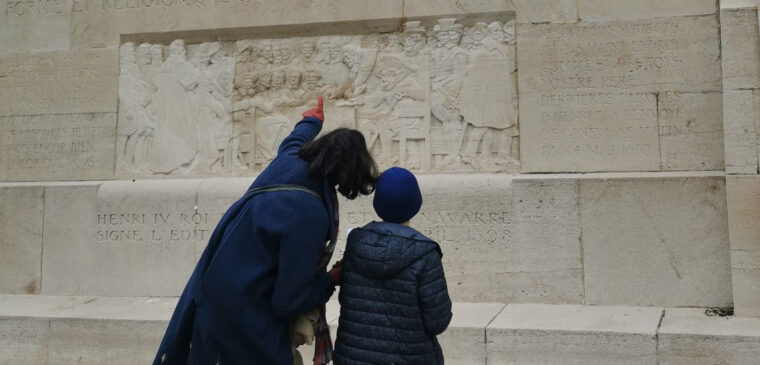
[345,221,441,279]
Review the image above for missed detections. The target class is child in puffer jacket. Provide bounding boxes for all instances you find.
[334,167,453,365]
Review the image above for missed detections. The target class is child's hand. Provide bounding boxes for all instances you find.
[329,260,342,285]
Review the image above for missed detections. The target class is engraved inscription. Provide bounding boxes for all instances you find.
[0,49,118,116]
[94,210,215,243]
[519,15,720,172]
[0,113,115,181]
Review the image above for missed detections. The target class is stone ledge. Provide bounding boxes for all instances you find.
[486,304,663,364]
[658,308,760,364]
[3,298,759,365]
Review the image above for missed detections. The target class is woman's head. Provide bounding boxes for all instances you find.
[299,128,378,199]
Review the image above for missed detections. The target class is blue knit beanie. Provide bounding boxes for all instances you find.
[373,167,422,224]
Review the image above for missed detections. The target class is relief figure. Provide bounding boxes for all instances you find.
[152,40,202,174]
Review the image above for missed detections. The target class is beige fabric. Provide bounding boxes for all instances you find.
[290,308,321,365]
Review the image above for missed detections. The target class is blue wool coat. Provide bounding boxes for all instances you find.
[153,117,337,365]
[334,221,453,365]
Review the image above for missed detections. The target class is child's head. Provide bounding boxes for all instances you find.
[373,167,422,224]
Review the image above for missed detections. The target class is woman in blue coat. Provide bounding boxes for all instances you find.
[154,98,378,365]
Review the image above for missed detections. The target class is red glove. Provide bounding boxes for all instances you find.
[328,260,342,285]
[302,96,324,122]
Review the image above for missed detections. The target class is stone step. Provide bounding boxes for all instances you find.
[2,295,759,365]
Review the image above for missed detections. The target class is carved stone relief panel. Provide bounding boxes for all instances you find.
[116,18,519,177]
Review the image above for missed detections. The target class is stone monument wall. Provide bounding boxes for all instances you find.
[1,0,759,316]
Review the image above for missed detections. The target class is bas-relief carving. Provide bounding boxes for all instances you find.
[117,18,519,176]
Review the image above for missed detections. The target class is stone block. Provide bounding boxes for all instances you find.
[721,8,760,90]
[48,318,166,365]
[0,316,50,365]
[581,174,733,307]
[0,113,117,182]
[41,181,206,297]
[578,0,717,21]
[726,176,760,317]
[658,308,760,365]
[518,15,721,172]
[70,0,403,48]
[405,0,515,18]
[516,0,577,23]
[438,302,504,364]
[723,89,759,174]
[339,174,582,303]
[721,0,760,9]
[487,304,662,364]
[520,92,661,172]
[658,92,724,171]
[517,16,721,95]
[0,0,71,55]
[0,294,177,321]
[0,49,118,116]
[509,177,583,303]
[0,186,43,294]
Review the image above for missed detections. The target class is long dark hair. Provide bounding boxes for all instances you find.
[299,128,378,199]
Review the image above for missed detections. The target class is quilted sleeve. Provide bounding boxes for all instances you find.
[417,251,453,336]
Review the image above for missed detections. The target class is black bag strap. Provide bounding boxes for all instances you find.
[246,184,321,200]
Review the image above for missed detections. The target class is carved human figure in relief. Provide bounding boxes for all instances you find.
[152,39,201,174]
[119,42,155,172]
[430,19,467,167]
[273,41,295,66]
[457,22,516,169]
[398,21,431,170]
[495,20,519,161]
[357,55,425,168]
[194,42,237,171]
[297,38,318,65]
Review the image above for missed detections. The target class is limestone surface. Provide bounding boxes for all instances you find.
[658,308,760,364]
[518,15,722,172]
[581,174,732,307]
[487,304,662,364]
[0,49,118,116]
[726,176,760,317]
[0,113,117,181]
[0,186,43,294]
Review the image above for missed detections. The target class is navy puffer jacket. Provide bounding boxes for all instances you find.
[334,221,453,365]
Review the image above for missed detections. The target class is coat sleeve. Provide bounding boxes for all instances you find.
[277,117,323,155]
[417,251,453,336]
[270,192,336,319]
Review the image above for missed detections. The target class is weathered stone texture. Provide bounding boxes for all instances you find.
[658,92,724,171]
[438,303,504,364]
[516,0,577,23]
[49,318,166,365]
[723,89,760,174]
[41,182,206,297]
[70,0,404,48]
[578,0,717,21]
[0,113,117,182]
[658,308,760,365]
[0,49,118,116]
[405,0,515,18]
[581,175,733,307]
[487,304,661,364]
[0,316,49,365]
[726,176,760,317]
[520,92,660,172]
[519,15,722,172]
[0,0,71,55]
[0,186,44,294]
[721,8,760,90]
